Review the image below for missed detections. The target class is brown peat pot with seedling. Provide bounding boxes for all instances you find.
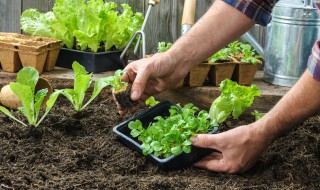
[20,2,144,73]
[106,70,139,111]
[207,47,236,86]
[231,43,263,86]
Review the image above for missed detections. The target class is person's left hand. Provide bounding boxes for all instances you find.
[191,123,274,173]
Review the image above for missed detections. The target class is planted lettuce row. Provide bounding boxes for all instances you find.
[0,61,135,127]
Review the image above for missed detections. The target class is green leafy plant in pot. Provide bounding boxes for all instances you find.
[231,43,263,86]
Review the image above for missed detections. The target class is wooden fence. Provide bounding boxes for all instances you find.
[0,0,266,54]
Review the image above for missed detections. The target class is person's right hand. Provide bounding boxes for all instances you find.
[191,123,275,173]
[119,52,190,115]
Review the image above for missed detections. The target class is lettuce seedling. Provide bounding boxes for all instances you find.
[209,79,260,126]
[0,67,61,127]
[101,69,138,110]
[157,42,173,53]
[251,110,266,121]
[60,61,111,111]
[129,104,213,158]
[226,41,242,57]
[145,96,159,107]
[240,44,263,64]
[209,48,230,63]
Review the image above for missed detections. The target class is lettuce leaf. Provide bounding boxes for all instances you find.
[20,0,144,52]
[0,67,59,127]
[209,79,260,125]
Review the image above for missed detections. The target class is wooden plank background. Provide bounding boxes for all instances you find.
[0,0,266,55]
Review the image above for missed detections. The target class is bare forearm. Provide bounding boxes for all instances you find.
[257,71,320,140]
[168,0,255,72]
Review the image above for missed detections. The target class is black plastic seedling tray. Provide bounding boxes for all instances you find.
[55,48,126,73]
[113,101,219,171]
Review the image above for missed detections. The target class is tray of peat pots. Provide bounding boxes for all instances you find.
[231,43,263,86]
[113,101,219,171]
[20,1,144,73]
[0,33,61,73]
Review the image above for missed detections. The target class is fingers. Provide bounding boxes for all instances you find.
[191,134,220,150]
[130,69,151,101]
[194,155,226,172]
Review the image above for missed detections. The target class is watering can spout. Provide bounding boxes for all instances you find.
[240,32,264,56]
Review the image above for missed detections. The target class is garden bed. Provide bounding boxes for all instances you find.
[0,90,319,189]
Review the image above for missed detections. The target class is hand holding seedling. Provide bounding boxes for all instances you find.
[120,52,189,114]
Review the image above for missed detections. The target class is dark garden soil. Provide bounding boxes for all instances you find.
[0,91,319,189]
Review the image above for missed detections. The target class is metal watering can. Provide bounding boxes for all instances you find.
[241,0,320,87]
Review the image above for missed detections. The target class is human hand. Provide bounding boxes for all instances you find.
[191,124,274,173]
[118,52,189,115]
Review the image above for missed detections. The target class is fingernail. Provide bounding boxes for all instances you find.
[190,136,197,143]
[131,90,139,100]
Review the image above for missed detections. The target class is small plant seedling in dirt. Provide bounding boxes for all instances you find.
[60,61,111,111]
[209,79,261,126]
[128,103,215,158]
[157,42,173,53]
[103,70,139,111]
[251,110,266,121]
[226,40,242,57]
[208,48,230,63]
[0,67,61,127]
[239,44,263,64]
[145,96,159,108]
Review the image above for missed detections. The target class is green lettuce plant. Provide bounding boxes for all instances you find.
[240,44,263,64]
[251,110,266,121]
[60,61,112,111]
[157,42,173,53]
[209,48,230,63]
[129,104,213,158]
[20,0,144,52]
[0,67,61,127]
[209,79,261,126]
[145,96,159,107]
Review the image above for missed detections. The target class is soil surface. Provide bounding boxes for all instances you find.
[0,91,319,189]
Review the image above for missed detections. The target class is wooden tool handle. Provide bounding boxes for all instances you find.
[182,0,196,25]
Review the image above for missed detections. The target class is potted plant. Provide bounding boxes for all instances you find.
[207,48,236,86]
[113,79,260,171]
[231,43,263,86]
[20,0,144,73]
[113,101,218,171]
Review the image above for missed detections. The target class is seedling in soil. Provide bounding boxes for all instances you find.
[209,48,230,63]
[102,70,138,110]
[157,42,173,53]
[239,44,263,64]
[145,96,159,107]
[251,110,266,121]
[209,79,260,126]
[129,103,214,158]
[226,41,242,57]
[60,61,110,111]
[0,67,61,127]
